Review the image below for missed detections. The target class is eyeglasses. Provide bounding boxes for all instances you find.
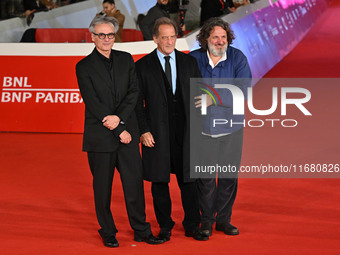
[92,32,116,39]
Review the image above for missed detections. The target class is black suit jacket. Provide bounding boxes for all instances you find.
[135,49,201,183]
[76,49,139,152]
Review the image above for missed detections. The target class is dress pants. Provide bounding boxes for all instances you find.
[151,174,200,231]
[197,128,243,224]
[87,141,151,239]
[151,137,200,232]
[198,177,238,224]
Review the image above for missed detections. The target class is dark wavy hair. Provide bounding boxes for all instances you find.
[196,17,235,51]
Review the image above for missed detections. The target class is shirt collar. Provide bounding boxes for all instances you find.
[95,47,113,63]
[207,49,227,69]
[157,49,176,62]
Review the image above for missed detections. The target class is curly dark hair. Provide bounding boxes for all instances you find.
[196,17,235,51]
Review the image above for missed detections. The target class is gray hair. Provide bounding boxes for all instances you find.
[152,17,178,37]
[89,16,119,34]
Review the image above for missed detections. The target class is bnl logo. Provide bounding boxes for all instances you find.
[199,84,312,116]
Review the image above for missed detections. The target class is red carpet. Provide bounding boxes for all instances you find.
[1,1,340,254]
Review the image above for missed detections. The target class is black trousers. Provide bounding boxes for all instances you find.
[151,179,200,231]
[197,128,243,224]
[87,142,151,240]
[151,133,200,232]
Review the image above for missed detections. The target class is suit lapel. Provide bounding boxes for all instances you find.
[175,50,187,100]
[90,49,114,92]
[150,49,168,102]
[112,51,119,102]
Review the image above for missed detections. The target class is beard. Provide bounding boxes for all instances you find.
[208,41,228,57]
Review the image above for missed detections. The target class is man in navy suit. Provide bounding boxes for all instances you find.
[76,16,164,248]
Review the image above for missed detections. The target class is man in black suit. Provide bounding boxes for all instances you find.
[76,16,164,248]
[135,17,209,242]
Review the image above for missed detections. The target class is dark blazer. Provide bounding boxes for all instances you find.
[76,49,139,152]
[135,49,201,183]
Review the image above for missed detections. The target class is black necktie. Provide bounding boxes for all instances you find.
[164,56,172,91]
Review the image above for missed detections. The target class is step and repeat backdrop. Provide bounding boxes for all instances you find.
[0,0,328,133]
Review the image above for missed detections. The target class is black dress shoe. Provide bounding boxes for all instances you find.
[134,234,165,244]
[185,229,209,241]
[200,222,213,236]
[103,236,119,248]
[216,222,239,235]
[157,229,171,242]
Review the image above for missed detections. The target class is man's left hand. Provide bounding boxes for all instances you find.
[119,130,132,144]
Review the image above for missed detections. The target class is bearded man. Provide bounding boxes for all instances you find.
[189,17,252,237]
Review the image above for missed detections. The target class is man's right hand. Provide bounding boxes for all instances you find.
[102,115,120,130]
[194,94,213,108]
[141,132,155,147]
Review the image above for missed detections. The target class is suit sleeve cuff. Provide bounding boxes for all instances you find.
[113,124,125,137]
